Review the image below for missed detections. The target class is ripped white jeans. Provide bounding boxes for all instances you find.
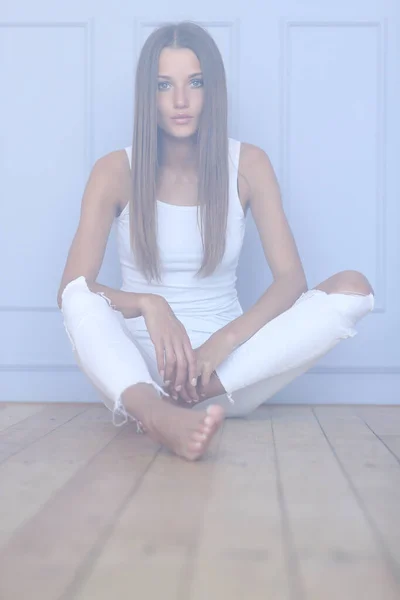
[61,276,375,427]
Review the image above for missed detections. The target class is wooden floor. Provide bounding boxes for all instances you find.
[0,403,400,600]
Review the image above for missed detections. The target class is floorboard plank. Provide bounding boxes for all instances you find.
[0,402,44,432]
[313,406,400,595]
[70,422,224,600]
[356,407,400,436]
[0,420,159,600]
[189,409,290,600]
[380,436,400,462]
[0,406,119,548]
[272,405,400,600]
[0,403,88,464]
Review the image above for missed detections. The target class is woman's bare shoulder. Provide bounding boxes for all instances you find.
[236,141,260,211]
[94,148,129,177]
[237,141,275,200]
[93,148,131,215]
[239,141,267,168]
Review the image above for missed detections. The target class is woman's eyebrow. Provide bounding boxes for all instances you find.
[157,72,203,79]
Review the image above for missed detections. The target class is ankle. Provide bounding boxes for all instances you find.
[122,382,166,430]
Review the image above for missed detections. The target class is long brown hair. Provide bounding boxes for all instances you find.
[130,21,229,283]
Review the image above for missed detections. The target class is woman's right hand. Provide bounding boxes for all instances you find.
[140,294,200,401]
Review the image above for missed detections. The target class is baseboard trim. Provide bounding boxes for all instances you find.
[1,371,399,404]
[1,365,400,374]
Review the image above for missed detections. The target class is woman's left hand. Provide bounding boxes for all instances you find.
[164,330,235,402]
[194,330,234,392]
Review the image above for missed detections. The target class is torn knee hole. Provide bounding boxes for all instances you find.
[332,290,373,297]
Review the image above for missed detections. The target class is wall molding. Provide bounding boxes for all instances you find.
[0,19,94,312]
[279,18,387,314]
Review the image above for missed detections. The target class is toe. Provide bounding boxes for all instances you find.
[187,422,213,459]
[182,406,225,461]
[204,416,214,428]
[186,440,204,460]
[189,440,204,451]
[206,404,225,422]
[203,405,224,432]
[192,431,207,443]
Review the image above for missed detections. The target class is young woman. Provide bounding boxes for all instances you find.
[58,21,375,461]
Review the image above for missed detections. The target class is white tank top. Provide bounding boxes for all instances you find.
[116,137,246,336]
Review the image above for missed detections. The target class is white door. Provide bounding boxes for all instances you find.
[1,0,399,404]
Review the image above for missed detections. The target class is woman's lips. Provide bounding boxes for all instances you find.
[171,116,193,124]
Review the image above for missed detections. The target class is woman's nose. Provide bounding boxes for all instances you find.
[174,87,188,107]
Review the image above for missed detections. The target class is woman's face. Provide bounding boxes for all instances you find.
[156,47,204,138]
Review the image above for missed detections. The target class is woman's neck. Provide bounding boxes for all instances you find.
[159,133,198,173]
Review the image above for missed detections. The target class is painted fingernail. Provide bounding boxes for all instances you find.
[191,378,197,386]
[164,380,171,385]
[175,385,182,392]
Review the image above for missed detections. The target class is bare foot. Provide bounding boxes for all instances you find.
[123,385,224,460]
[149,403,224,461]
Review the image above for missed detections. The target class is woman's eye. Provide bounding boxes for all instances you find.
[157,79,204,91]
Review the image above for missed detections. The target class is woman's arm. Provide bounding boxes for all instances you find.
[57,150,149,318]
[220,143,308,349]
